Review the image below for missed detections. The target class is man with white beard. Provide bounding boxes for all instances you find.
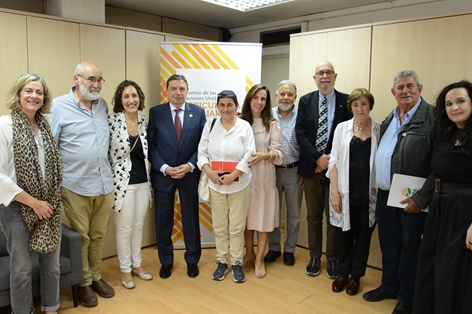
[265,80,304,266]
[50,61,115,307]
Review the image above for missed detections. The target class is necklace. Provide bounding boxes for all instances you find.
[354,118,371,131]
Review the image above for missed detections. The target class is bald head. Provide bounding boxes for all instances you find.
[313,60,337,96]
[74,61,103,101]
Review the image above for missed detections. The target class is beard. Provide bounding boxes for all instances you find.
[278,103,294,111]
[78,80,100,101]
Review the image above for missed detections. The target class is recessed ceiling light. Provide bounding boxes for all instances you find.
[202,0,294,12]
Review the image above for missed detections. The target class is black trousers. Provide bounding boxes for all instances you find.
[337,204,375,278]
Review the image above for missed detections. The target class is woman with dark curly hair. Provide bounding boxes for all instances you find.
[413,80,472,314]
[108,80,153,289]
[240,84,283,278]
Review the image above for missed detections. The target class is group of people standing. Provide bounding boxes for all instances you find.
[294,61,472,314]
[0,58,471,314]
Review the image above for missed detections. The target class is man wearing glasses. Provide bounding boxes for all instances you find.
[50,61,114,307]
[296,61,352,279]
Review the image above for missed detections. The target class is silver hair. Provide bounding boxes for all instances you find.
[74,63,85,76]
[393,70,421,88]
[276,80,297,96]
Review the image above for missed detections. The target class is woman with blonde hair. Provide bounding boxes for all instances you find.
[0,74,62,314]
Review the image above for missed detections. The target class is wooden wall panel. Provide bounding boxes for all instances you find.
[79,24,126,109]
[289,32,327,106]
[326,26,371,95]
[126,30,164,115]
[370,21,425,122]
[422,14,472,103]
[0,12,27,116]
[27,16,80,104]
[262,54,289,94]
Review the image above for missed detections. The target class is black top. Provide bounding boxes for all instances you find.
[129,135,148,184]
[430,136,472,184]
[349,136,371,206]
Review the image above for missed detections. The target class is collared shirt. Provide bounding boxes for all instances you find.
[319,89,336,139]
[160,102,195,175]
[272,107,300,165]
[375,98,422,190]
[170,102,186,126]
[197,117,255,194]
[50,87,114,196]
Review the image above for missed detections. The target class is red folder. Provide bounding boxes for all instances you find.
[211,160,240,182]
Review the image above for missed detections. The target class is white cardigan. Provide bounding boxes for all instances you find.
[108,112,152,212]
[326,117,380,231]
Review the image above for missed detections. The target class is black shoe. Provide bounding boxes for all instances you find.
[159,264,173,279]
[392,302,412,314]
[283,252,295,266]
[264,250,281,263]
[363,287,396,302]
[187,263,199,278]
[326,261,339,279]
[305,258,321,276]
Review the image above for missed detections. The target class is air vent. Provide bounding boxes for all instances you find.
[260,27,301,47]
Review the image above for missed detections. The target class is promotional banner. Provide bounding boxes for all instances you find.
[160,42,262,248]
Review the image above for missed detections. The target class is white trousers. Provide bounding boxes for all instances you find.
[114,182,150,273]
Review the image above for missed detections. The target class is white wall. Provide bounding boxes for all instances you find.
[230,0,472,43]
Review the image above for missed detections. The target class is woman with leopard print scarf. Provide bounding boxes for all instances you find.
[0,74,62,314]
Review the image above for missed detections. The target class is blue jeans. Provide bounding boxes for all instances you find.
[0,202,60,313]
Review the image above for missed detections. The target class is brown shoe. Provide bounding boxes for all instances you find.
[79,285,98,307]
[346,277,360,296]
[91,279,115,298]
[332,274,348,292]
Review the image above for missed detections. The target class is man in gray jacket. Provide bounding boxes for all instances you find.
[362,70,435,314]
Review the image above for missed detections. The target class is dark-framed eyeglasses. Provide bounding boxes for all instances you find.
[77,74,105,85]
[315,70,335,77]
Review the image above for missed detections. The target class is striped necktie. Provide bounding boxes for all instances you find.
[315,97,328,152]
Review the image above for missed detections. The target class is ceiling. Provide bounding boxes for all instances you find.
[105,0,392,29]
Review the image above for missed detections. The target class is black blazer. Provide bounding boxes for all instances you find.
[295,89,352,178]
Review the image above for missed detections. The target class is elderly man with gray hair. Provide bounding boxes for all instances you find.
[362,70,435,314]
[264,80,304,266]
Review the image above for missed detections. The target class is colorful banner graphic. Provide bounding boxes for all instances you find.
[160,42,262,247]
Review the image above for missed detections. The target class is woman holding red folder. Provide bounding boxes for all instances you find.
[241,84,283,278]
[197,90,255,283]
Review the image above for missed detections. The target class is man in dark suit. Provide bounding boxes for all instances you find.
[148,74,206,279]
[296,61,352,279]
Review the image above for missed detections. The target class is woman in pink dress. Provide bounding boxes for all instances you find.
[240,84,283,278]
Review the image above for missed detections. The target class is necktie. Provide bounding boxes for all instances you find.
[315,97,328,152]
[174,108,182,143]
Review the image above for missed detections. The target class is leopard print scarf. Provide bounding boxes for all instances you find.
[12,108,63,253]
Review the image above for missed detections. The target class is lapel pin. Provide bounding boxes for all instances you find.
[189,114,193,118]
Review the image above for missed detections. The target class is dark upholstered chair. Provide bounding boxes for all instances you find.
[0,223,83,308]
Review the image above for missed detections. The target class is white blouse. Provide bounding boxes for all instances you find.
[0,115,48,206]
[197,117,255,194]
[326,117,380,231]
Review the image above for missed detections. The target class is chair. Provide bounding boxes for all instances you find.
[0,223,83,308]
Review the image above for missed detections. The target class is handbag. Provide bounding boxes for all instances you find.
[198,171,210,202]
[198,118,217,202]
